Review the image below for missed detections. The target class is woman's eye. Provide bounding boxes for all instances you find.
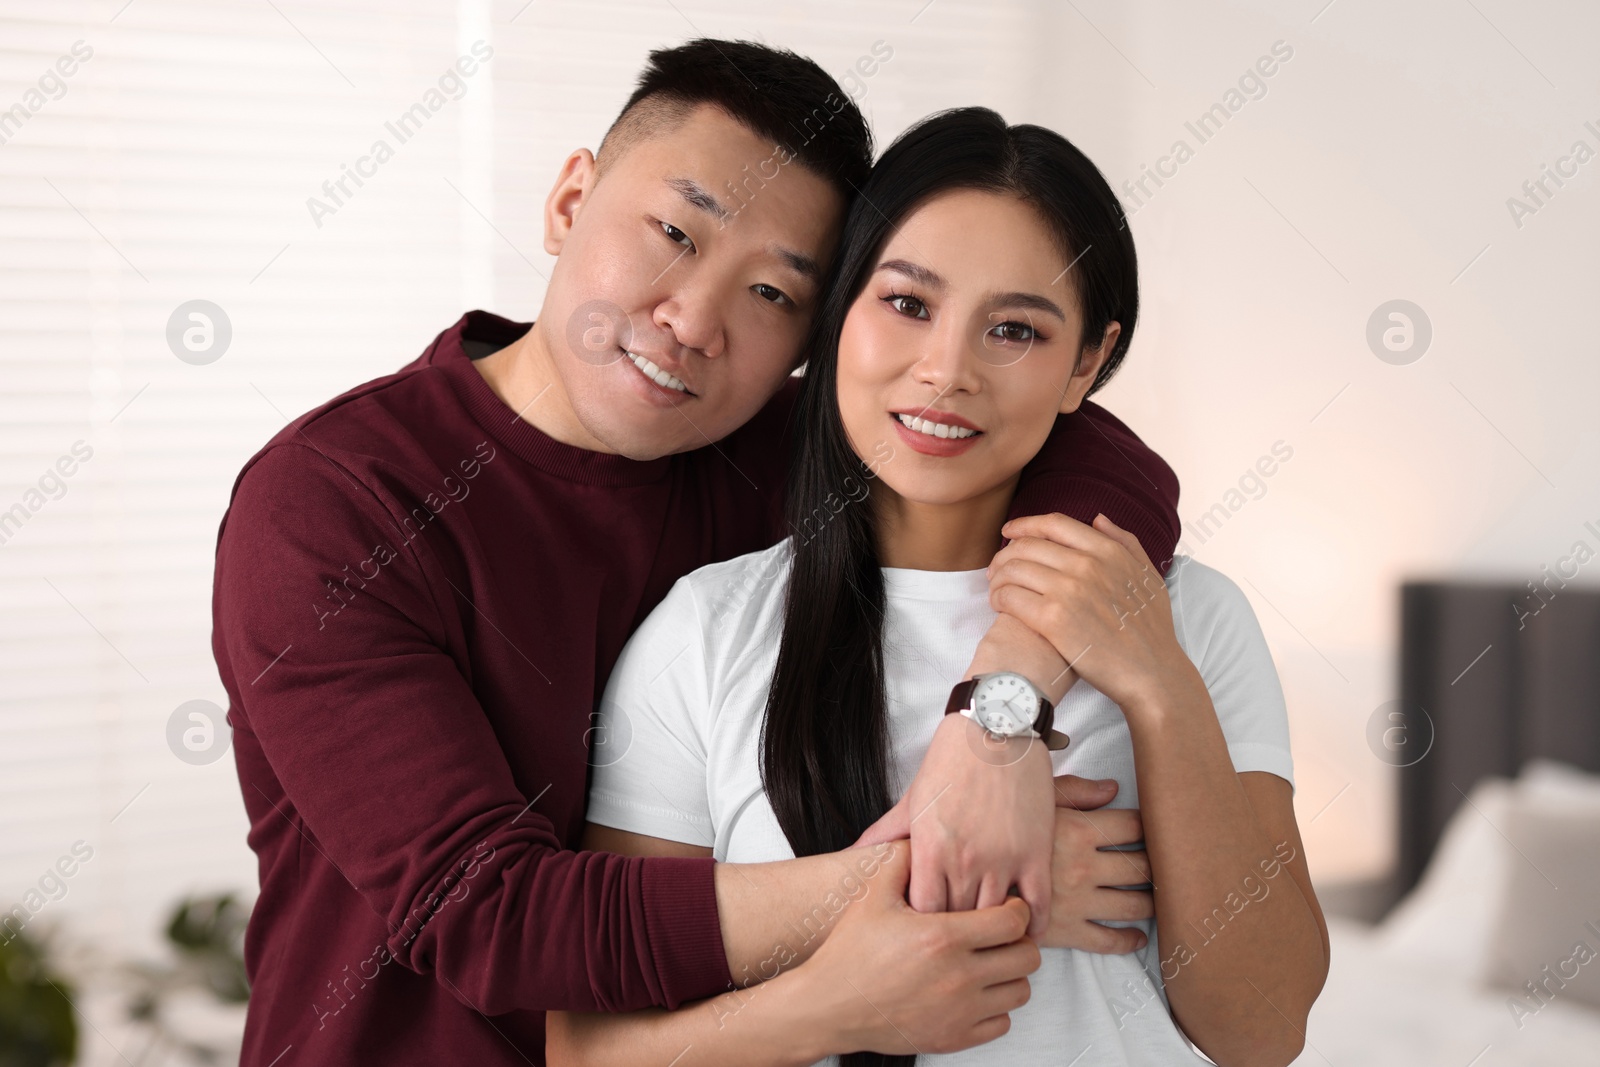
[658,220,693,250]
[886,294,929,319]
[989,321,1035,343]
[752,283,790,306]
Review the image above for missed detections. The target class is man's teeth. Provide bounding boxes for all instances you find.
[626,351,687,393]
[896,413,978,440]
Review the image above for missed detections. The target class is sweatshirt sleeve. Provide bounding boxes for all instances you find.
[213,443,733,1016]
[1010,399,1182,575]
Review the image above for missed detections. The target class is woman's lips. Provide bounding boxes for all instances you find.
[889,412,984,457]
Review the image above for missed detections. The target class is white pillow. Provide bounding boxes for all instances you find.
[1519,758,1600,809]
[1372,761,1600,981]
[1483,784,1600,1014]
[1372,776,1513,979]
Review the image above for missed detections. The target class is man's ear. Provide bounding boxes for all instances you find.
[1058,321,1119,415]
[543,148,598,257]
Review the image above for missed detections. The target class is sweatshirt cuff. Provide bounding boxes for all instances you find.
[641,855,734,1008]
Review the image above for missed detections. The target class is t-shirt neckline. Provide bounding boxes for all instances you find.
[879,565,990,602]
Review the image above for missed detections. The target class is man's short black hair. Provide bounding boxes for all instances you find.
[596,38,873,198]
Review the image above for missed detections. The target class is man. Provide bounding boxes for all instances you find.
[212,39,1178,1066]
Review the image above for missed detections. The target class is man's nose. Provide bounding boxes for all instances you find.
[652,277,727,360]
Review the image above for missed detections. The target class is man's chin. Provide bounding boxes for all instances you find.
[581,416,704,462]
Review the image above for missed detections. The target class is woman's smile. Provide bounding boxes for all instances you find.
[890,409,985,457]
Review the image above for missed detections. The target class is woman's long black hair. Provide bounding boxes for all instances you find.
[759,107,1140,1067]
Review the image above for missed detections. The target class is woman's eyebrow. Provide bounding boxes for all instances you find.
[989,291,1066,321]
[876,258,944,290]
[878,259,1065,321]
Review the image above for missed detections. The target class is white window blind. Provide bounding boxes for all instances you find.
[0,0,504,966]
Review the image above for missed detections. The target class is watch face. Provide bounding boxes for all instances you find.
[972,673,1039,736]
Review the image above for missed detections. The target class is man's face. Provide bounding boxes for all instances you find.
[534,104,846,460]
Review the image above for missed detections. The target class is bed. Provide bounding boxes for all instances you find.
[1291,580,1600,1065]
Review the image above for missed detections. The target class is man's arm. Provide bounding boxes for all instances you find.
[546,825,1039,1066]
[1011,398,1180,573]
[215,445,730,1015]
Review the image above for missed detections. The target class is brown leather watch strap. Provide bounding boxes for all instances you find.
[945,675,1070,751]
[944,677,979,718]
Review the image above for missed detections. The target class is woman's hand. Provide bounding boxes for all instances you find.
[795,840,1041,1056]
[851,713,1056,938]
[987,512,1191,714]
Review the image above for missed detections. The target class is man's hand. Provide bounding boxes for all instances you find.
[793,841,1041,1057]
[1041,774,1153,953]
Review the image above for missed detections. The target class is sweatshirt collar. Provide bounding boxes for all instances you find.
[433,310,672,487]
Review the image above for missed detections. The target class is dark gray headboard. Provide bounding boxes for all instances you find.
[1396,580,1600,897]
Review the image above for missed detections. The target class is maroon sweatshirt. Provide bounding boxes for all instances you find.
[211,310,1180,1066]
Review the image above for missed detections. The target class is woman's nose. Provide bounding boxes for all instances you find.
[913,318,984,394]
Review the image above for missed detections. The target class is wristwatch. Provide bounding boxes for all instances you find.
[945,672,1070,750]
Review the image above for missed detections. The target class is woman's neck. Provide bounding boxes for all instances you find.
[874,474,1020,571]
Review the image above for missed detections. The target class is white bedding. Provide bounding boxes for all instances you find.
[1291,915,1600,1066]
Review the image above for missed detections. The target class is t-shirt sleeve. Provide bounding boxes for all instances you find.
[214,444,731,1015]
[1010,399,1182,575]
[587,576,717,847]
[1168,558,1296,791]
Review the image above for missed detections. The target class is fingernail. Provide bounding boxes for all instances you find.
[1097,778,1117,788]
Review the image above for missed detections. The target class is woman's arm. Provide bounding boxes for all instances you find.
[985,512,1328,1067]
[547,824,1040,1067]
[1118,690,1327,1066]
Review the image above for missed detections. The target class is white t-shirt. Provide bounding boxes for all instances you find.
[588,540,1295,1066]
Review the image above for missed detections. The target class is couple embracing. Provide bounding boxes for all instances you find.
[212,37,1326,1067]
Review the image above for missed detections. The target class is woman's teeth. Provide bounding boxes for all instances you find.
[626,351,687,393]
[896,412,978,440]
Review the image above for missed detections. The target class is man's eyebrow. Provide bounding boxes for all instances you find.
[666,177,818,284]
[877,258,1065,321]
[775,246,821,283]
[665,177,731,222]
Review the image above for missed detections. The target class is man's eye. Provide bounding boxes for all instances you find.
[885,293,928,319]
[659,221,693,250]
[753,283,790,306]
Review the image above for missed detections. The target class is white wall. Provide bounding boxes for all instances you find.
[1,0,1593,988]
[1006,0,1599,882]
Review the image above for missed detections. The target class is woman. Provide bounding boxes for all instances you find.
[548,107,1328,1066]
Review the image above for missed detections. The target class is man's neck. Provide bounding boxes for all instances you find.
[874,474,1019,571]
[472,322,613,453]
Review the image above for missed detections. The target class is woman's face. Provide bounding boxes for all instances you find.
[836,187,1117,508]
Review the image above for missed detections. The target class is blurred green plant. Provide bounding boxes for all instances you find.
[124,893,250,1065]
[149,893,249,1007]
[0,927,77,1067]
[0,893,248,1067]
